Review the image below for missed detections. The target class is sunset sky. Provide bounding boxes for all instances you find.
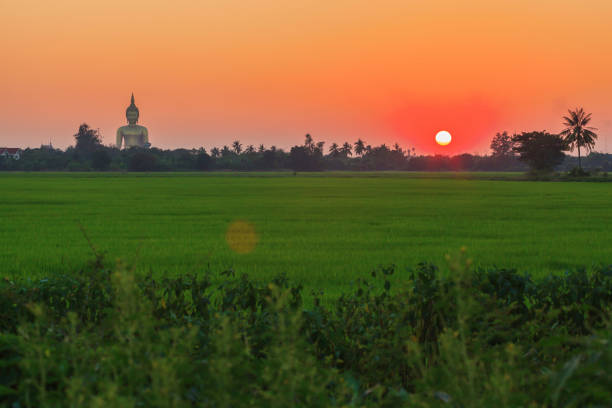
[1,0,611,154]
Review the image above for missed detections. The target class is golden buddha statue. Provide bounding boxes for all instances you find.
[116,94,150,149]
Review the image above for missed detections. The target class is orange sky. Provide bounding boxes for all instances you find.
[1,0,611,154]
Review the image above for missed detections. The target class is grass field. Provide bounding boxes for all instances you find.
[1,172,611,296]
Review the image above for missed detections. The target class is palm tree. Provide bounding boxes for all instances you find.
[315,141,325,155]
[304,134,314,151]
[258,144,265,153]
[232,140,243,155]
[211,147,220,158]
[341,142,353,157]
[354,139,366,156]
[560,107,598,170]
[245,144,255,154]
[329,143,340,158]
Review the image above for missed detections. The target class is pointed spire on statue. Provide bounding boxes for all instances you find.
[117,93,150,149]
[125,93,140,123]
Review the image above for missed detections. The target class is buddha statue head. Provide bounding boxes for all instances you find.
[125,93,140,125]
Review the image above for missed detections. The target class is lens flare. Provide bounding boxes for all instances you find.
[225,220,258,254]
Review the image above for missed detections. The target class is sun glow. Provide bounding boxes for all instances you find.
[435,130,452,146]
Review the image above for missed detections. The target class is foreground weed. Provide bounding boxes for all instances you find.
[2,253,612,406]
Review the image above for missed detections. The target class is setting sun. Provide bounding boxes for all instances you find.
[435,130,452,146]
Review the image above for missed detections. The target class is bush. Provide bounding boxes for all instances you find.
[568,166,590,177]
[195,151,212,171]
[66,161,91,172]
[128,151,159,171]
[1,254,612,406]
[91,149,111,170]
[289,146,323,171]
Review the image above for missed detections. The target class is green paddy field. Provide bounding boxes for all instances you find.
[1,172,610,295]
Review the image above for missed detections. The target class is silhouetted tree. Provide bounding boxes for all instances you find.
[211,147,220,158]
[361,144,408,170]
[329,143,340,158]
[232,140,243,155]
[290,136,324,171]
[245,144,255,154]
[304,134,314,151]
[221,146,231,157]
[262,149,278,169]
[512,131,568,172]
[91,149,111,170]
[289,146,311,171]
[128,151,158,171]
[490,131,514,157]
[195,150,212,170]
[315,141,325,155]
[258,144,265,153]
[170,149,195,169]
[74,123,102,153]
[560,107,598,170]
[354,139,366,156]
[450,154,475,171]
[341,142,353,157]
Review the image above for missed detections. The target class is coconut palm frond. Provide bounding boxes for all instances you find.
[562,115,575,125]
[568,109,579,119]
[583,129,598,139]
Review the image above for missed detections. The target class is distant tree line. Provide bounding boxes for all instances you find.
[1,108,608,173]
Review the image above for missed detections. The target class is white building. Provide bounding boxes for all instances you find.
[0,148,22,160]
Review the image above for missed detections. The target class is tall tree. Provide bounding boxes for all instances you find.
[195,150,212,170]
[304,134,314,152]
[560,107,598,170]
[354,139,366,156]
[232,140,243,155]
[512,131,568,172]
[74,123,102,153]
[341,142,353,157]
[315,141,325,155]
[211,147,220,158]
[490,131,514,157]
[329,143,340,158]
[91,149,111,170]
